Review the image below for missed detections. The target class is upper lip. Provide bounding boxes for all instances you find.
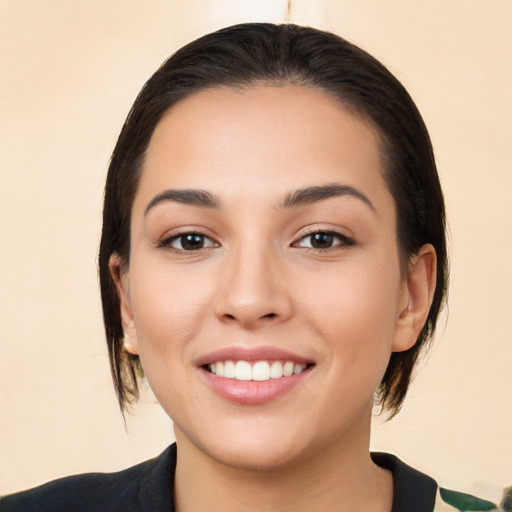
[195,346,313,367]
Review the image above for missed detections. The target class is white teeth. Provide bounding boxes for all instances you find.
[235,361,252,380]
[208,360,309,381]
[270,361,283,379]
[253,361,271,381]
[293,363,306,375]
[283,361,294,377]
[224,360,236,379]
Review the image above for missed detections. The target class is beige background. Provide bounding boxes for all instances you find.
[1,0,511,501]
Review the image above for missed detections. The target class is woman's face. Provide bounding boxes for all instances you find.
[114,85,429,469]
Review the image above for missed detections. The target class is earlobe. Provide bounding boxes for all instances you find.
[392,244,437,352]
[109,254,139,355]
[122,334,138,356]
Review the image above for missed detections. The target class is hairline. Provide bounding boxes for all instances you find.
[120,81,406,267]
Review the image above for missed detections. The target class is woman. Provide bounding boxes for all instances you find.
[2,22,495,512]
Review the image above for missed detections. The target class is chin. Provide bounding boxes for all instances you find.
[215,440,308,472]
[175,420,312,472]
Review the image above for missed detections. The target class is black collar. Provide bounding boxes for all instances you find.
[140,445,438,512]
[372,452,437,512]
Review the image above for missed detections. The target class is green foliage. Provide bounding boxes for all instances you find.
[500,486,512,512]
[440,488,499,511]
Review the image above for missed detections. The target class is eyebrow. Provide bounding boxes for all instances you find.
[281,183,375,212]
[144,183,375,216]
[144,189,221,216]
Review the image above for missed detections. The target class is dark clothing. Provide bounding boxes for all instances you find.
[1,444,440,512]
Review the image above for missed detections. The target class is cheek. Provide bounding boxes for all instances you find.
[128,258,215,362]
[298,255,402,368]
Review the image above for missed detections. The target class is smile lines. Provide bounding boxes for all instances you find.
[207,360,309,381]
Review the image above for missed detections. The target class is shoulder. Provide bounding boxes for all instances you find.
[371,452,501,512]
[0,444,176,512]
[372,452,438,512]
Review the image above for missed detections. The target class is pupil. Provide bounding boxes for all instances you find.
[312,233,333,248]
[182,234,204,250]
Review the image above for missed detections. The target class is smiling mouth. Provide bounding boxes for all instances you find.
[205,360,313,382]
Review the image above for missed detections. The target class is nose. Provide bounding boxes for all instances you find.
[215,244,293,329]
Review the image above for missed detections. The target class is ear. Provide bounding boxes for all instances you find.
[392,244,437,353]
[109,253,139,355]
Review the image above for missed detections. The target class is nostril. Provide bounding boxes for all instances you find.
[264,313,277,319]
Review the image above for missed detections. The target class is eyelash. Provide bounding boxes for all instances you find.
[292,230,355,252]
[158,232,219,252]
[158,230,355,253]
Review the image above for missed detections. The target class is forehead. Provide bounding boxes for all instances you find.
[137,85,388,208]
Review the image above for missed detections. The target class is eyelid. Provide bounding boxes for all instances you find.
[157,229,220,251]
[292,228,356,250]
[155,225,355,253]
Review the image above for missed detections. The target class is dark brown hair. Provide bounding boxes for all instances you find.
[99,22,448,417]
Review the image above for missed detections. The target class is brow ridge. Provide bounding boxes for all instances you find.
[144,189,221,216]
[281,183,375,211]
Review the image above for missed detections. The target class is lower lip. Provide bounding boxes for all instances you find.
[199,367,312,405]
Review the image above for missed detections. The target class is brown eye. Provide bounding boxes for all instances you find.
[310,232,336,249]
[161,232,217,251]
[295,231,355,250]
[179,234,206,250]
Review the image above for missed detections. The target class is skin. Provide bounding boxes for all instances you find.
[111,85,436,512]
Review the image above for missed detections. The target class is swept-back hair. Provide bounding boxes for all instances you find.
[99,23,448,417]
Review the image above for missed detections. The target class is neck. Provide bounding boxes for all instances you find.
[173,408,393,512]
